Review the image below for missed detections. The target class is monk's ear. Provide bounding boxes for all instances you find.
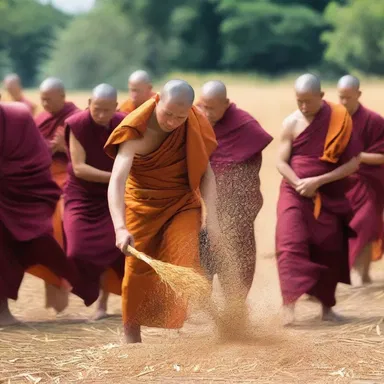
[225,98,230,107]
[358,90,362,98]
[320,91,325,98]
[88,98,91,107]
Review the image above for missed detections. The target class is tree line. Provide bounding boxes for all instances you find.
[0,0,383,89]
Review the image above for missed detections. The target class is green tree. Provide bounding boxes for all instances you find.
[218,0,325,73]
[322,0,384,75]
[41,3,146,89]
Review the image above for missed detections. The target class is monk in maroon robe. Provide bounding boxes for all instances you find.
[3,74,37,115]
[197,80,273,301]
[338,75,384,285]
[63,84,126,320]
[35,77,79,248]
[0,102,73,326]
[276,74,377,326]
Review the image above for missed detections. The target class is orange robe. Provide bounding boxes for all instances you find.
[105,95,217,329]
[117,92,156,114]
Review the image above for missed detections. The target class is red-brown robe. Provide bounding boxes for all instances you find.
[352,104,384,262]
[0,103,73,303]
[63,110,126,305]
[276,101,377,307]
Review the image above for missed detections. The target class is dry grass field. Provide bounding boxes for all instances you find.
[1,79,384,383]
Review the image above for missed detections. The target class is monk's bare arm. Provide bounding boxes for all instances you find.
[69,131,111,183]
[200,163,220,230]
[108,141,135,232]
[276,119,300,187]
[360,152,384,165]
[316,156,360,185]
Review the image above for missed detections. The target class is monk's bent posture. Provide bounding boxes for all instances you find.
[276,74,377,325]
[35,77,79,247]
[0,102,73,325]
[3,73,37,115]
[118,70,155,114]
[63,84,126,320]
[197,80,273,299]
[338,75,384,285]
[105,80,218,343]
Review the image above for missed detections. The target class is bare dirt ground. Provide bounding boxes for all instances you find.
[1,83,384,383]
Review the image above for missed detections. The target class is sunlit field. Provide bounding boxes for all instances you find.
[1,78,384,383]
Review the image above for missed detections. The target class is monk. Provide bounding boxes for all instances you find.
[197,80,273,300]
[0,101,73,326]
[118,70,155,113]
[338,75,384,284]
[3,73,37,115]
[35,78,79,247]
[63,84,126,320]
[105,80,218,343]
[276,74,377,325]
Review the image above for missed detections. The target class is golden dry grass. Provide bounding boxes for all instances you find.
[1,82,384,384]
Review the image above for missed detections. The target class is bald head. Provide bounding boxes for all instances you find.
[201,80,227,100]
[337,75,360,90]
[89,83,118,127]
[3,73,22,99]
[337,75,361,115]
[160,79,194,106]
[39,77,66,115]
[294,74,324,118]
[129,70,151,85]
[40,77,65,93]
[295,74,321,94]
[91,83,117,101]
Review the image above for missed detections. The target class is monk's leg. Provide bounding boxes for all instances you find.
[92,272,110,321]
[124,323,142,343]
[352,243,372,286]
[0,300,19,326]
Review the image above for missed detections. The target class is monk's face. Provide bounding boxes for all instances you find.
[338,87,361,115]
[128,81,153,107]
[197,96,229,125]
[155,99,190,132]
[296,91,324,118]
[40,89,65,115]
[89,97,117,127]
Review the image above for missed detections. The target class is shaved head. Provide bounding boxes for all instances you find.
[201,80,227,100]
[294,74,324,119]
[198,80,229,125]
[39,77,66,114]
[129,70,151,85]
[337,75,361,115]
[160,79,194,106]
[91,83,117,101]
[40,77,65,92]
[295,73,321,94]
[89,83,118,127]
[4,73,20,85]
[337,75,360,90]
[3,73,23,99]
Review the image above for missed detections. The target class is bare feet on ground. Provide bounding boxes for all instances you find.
[0,304,20,326]
[321,306,346,323]
[282,303,295,326]
[91,308,109,321]
[124,325,142,343]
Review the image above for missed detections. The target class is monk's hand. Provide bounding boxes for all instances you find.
[115,227,135,255]
[53,133,66,153]
[295,177,321,198]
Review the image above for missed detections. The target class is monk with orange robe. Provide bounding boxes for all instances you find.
[35,77,79,248]
[3,73,37,115]
[276,74,377,326]
[64,84,126,320]
[338,75,384,285]
[197,80,273,300]
[118,70,155,114]
[105,80,218,343]
[0,101,73,326]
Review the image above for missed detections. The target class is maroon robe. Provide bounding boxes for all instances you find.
[63,110,126,305]
[352,104,384,261]
[0,103,72,301]
[35,102,80,166]
[276,102,377,307]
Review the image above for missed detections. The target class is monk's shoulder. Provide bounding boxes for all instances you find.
[282,110,301,130]
[1,102,32,122]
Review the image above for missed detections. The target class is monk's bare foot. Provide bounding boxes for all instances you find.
[45,283,69,313]
[0,301,19,326]
[282,303,295,326]
[124,324,142,343]
[91,308,108,321]
[321,306,346,323]
[362,273,372,284]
